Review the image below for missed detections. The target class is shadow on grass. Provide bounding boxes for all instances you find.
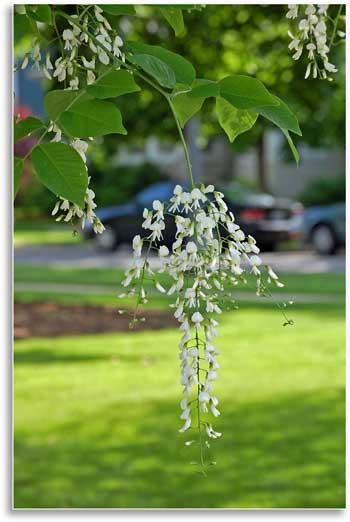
[14,388,345,509]
[14,349,107,364]
[14,346,160,366]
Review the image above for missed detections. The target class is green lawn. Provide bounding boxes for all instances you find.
[14,222,82,247]
[14,264,345,296]
[14,303,345,508]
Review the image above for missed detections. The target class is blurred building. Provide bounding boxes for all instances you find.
[116,130,345,199]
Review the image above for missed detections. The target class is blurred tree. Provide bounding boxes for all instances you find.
[118,4,345,190]
[14,4,345,201]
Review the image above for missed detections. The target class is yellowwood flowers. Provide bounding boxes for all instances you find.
[120,183,289,471]
[286,4,344,80]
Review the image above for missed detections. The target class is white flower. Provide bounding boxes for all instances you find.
[305,63,311,79]
[267,265,278,280]
[204,184,214,193]
[21,55,29,69]
[305,5,316,16]
[152,200,164,219]
[155,282,166,293]
[318,5,328,15]
[94,5,106,23]
[324,60,337,73]
[184,288,196,308]
[315,20,327,34]
[159,245,169,257]
[48,122,62,142]
[46,53,53,70]
[142,208,153,229]
[191,312,204,327]
[198,391,210,403]
[149,220,165,241]
[87,70,96,85]
[286,4,298,19]
[71,139,88,163]
[132,235,143,257]
[250,255,262,266]
[178,416,191,433]
[81,56,95,69]
[69,77,79,90]
[191,187,206,209]
[206,424,222,439]
[180,192,192,213]
[288,38,300,51]
[306,43,316,59]
[113,35,123,57]
[210,404,220,417]
[62,29,75,50]
[186,242,197,255]
[98,49,110,65]
[42,66,52,80]
[293,47,303,60]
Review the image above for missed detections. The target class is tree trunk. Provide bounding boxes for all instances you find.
[257,133,267,192]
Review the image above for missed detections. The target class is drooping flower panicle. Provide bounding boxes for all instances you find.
[286,4,344,80]
[120,184,288,469]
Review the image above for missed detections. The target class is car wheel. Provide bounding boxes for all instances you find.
[95,226,119,252]
[311,224,337,255]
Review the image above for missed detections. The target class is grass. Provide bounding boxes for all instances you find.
[14,222,82,247]
[14,303,345,508]
[14,265,345,296]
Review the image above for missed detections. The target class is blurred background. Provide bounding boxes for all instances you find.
[14,4,345,509]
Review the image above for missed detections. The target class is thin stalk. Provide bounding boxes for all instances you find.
[167,97,195,189]
[194,285,206,475]
[329,5,343,50]
[131,239,154,326]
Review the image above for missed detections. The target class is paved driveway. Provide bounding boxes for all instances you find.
[14,242,345,273]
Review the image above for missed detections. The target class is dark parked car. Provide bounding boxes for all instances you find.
[84,181,303,251]
[302,202,345,255]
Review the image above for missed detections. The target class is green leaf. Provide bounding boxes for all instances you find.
[172,85,205,128]
[219,75,278,110]
[188,79,219,99]
[14,13,33,45]
[14,157,24,198]
[26,4,52,24]
[282,129,300,165]
[130,54,176,89]
[159,6,185,36]
[87,70,140,99]
[44,90,92,121]
[59,100,127,138]
[98,4,136,16]
[128,42,195,86]
[14,116,44,142]
[31,143,88,206]
[216,97,258,143]
[256,95,302,136]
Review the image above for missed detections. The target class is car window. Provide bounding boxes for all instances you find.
[135,182,177,208]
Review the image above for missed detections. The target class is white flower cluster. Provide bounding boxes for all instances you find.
[120,184,284,459]
[19,7,125,235]
[20,7,124,88]
[51,138,105,234]
[286,4,340,80]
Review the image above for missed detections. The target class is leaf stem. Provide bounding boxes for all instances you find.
[329,5,343,50]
